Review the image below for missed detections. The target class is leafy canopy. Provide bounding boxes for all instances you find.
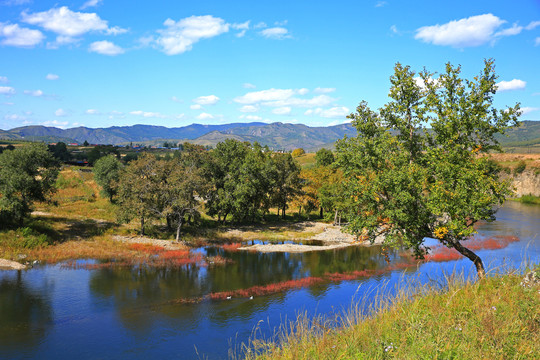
[336,59,520,276]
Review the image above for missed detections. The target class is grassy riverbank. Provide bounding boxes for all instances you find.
[243,268,540,359]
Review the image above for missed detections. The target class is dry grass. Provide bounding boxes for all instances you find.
[242,267,540,360]
[488,153,540,169]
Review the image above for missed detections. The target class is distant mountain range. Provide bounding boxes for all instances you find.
[1,120,538,151]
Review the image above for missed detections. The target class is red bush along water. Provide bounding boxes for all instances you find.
[221,243,243,252]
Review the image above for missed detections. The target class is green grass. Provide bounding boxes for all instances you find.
[295,153,317,168]
[241,268,540,360]
[519,194,540,205]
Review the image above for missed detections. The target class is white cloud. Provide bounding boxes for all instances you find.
[535,37,540,46]
[130,110,167,118]
[0,23,44,47]
[0,86,15,95]
[390,25,400,35]
[520,107,539,115]
[272,107,291,115]
[497,79,526,92]
[265,94,335,108]
[55,108,68,116]
[232,21,249,37]
[375,1,387,7]
[193,94,219,105]
[526,21,540,30]
[260,27,289,39]
[244,115,262,121]
[196,112,214,120]
[305,106,350,118]
[106,26,128,36]
[85,109,100,114]
[243,83,256,89]
[4,113,26,121]
[176,114,185,119]
[3,0,31,5]
[23,89,43,97]
[0,76,7,83]
[234,88,296,104]
[42,119,69,128]
[21,6,127,43]
[81,0,103,10]
[254,22,267,29]
[171,96,183,103]
[190,104,202,110]
[89,40,124,55]
[314,87,336,94]
[155,15,229,55]
[46,73,59,80]
[240,105,258,112]
[415,14,519,48]
[297,88,309,95]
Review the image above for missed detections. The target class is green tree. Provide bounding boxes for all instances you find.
[270,153,302,218]
[315,148,335,167]
[93,155,123,202]
[116,153,162,235]
[0,143,59,227]
[336,60,520,278]
[48,142,71,162]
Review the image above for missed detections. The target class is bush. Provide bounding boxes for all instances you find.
[514,160,527,175]
[291,148,305,157]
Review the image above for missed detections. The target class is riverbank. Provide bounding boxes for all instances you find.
[244,267,540,359]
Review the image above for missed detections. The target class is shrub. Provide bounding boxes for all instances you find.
[291,148,305,157]
[514,160,526,175]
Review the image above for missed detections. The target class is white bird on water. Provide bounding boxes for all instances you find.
[249,296,253,300]
[226,296,232,300]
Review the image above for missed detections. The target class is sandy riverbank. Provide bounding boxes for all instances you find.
[0,258,27,270]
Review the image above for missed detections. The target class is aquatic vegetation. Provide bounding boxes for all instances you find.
[221,242,243,252]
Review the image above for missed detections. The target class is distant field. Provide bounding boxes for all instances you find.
[294,153,316,168]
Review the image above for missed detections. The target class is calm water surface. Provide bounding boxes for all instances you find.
[1,201,539,359]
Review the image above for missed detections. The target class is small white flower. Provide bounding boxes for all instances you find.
[491,306,497,311]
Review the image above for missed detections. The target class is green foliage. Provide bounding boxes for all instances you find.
[336,60,520,275]
[93,155,123,202]
[519,194,540,205]
[291,148,305,157]
[86,145,120,165]
[0,143,60,228]
[48,142,71,162]
[513,160,527,175]
[315,148,335,167]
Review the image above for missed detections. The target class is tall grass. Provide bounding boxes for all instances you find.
[239,265,540,360]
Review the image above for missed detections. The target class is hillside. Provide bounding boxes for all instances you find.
[2,120,539,151]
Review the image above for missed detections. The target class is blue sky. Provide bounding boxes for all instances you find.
[0,0,539,130]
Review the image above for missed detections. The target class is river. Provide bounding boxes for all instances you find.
[1,201,539,359]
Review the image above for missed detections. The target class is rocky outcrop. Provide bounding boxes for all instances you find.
[500,170,540,197]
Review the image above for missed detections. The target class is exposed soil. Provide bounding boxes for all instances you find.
[112,235,189,250]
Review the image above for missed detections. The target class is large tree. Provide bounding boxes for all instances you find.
[336,60,520,278]
[93,155,123,202]
[0,143,59,227]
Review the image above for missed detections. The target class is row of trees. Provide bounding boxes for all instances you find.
[95,141,305,240]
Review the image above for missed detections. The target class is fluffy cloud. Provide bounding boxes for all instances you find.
[243,83,256,89]
[0,86,15,95]
[496,79,526,92]
[21,6,127,44]
[520,107,539,115]
[55,108,68,116]
[272,107,291,115]
[526,21,540,30]
[190,104,202,110]
[536,37,540,46]
[85,109,100,114]
[314,87,336,94]
[234,88,296,104]
[46,73,59,80]
[239,105,258,113]
[0,23,44,47]
[130,110,167,118]
[196,112,214,120]
[4,113,26,121]
[305,106,349,118]
[80,0,103,10]
[243,115,262,121]
[23,89,43,97]
[42,119,69,128]
[155,15,229,55]
[260,27,289,39]
[232,21,249,37]
[415,14,522,48]
[193,94,220,105]
[265,94,334,108]
[89,40,124,55]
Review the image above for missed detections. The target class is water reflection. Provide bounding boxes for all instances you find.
[0,271,52,357]
[0,201,538,360]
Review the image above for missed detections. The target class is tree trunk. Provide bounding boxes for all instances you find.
[140,216,145,236]
[320,207,323,219]
[333,209,338,225]
[282,206,286,219]
[453,241,486,278]
[176,214,183,242]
